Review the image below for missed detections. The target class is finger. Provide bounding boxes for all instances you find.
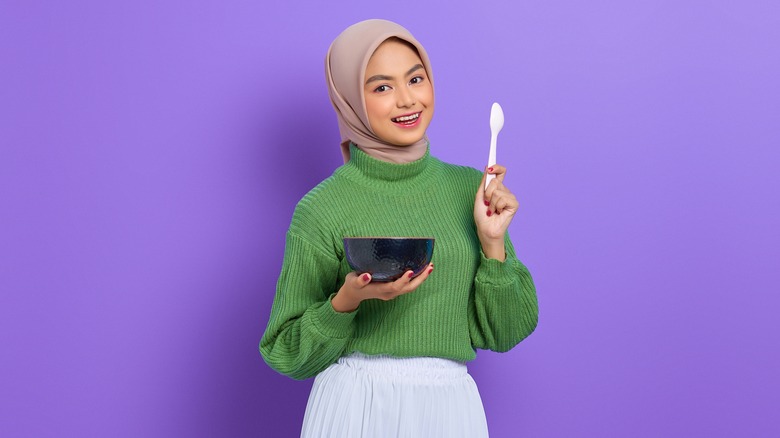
[484,179,504,211]
[408,263,434,288]
[489,164,508,184]
[494,196,509,214]
[399,263,434,292]
[373,270,415,300]
[504,193,519,212]
[397,270,417,284]
[491,187,518,213]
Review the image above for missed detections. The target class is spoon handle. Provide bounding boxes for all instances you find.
[485,133,497,190]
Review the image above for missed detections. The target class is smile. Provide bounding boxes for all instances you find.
[391,112,421,127]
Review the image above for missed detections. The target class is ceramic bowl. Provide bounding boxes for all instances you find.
[343,237,435,282]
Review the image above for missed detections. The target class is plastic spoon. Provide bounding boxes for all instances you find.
[485,102,504,190]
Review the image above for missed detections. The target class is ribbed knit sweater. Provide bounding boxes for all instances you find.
[260,145,538,380]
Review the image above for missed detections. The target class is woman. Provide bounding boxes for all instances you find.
[260,19,538,437]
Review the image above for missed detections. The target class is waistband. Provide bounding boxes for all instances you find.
[337,352,468,381]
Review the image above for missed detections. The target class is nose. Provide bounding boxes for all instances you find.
[396,86,415,108]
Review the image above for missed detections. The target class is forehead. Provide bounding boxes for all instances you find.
[366,39,423,71]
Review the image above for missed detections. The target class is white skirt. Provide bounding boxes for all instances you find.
[300,353,489,438]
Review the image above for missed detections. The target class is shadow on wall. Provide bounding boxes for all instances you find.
[179,94,341,436]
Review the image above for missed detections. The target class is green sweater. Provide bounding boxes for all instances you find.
[260,145,538,380]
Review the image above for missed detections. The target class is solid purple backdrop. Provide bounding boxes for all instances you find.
[2,1,778,436]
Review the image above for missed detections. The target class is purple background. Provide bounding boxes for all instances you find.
[2,1,779,436]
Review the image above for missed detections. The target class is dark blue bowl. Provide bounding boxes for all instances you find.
[343,237,435,282]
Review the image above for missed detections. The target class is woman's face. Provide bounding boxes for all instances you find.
[363,39,434,146]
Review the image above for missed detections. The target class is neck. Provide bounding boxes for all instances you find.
[352,137,429,164]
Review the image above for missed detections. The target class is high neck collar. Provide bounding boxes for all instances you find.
[337,143,436,191]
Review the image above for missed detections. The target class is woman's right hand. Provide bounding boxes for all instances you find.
[331,263,435,312]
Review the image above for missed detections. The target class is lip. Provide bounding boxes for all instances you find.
[391,111,422,128]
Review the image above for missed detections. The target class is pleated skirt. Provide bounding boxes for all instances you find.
[300,353,489,438]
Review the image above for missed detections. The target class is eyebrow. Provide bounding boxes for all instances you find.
[365,64,425,85]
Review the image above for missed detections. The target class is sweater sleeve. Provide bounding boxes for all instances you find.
[259,231,356,380]
[468,234,539,352]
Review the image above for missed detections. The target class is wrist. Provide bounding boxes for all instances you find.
[331,289,360,313]
[479,237,506,261]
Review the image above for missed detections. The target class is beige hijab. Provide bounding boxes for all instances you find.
[325,19,434,164]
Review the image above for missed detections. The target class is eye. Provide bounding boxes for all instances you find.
[374,85,391,93]
[409,76,425,85]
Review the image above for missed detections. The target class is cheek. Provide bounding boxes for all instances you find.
[365,97,391,125]
[422,86,434,106]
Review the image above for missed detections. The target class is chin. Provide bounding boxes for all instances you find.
[389,138,424,147]
[385,126,429,147]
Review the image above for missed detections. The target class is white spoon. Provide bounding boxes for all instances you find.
[485,102,504,190]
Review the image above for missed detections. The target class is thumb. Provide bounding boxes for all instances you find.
[355,272,372,287]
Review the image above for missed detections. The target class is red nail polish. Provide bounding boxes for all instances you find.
[487,210,492,217]
[488,167,494,172]
[484,200,490,206]
[428,267,434,274]
[408,271,414,279]
[362,274,370,282]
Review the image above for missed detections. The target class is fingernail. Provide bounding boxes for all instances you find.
[487,209,492,217]
[484,200,489,206]
[408,271,414,279]
[428,267,434,274]
[362,274,370,282]
[488,167,494,172]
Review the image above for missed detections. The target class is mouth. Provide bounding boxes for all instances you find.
[391,112,421,127]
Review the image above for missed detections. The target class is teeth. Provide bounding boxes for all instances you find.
[393,113,420,122]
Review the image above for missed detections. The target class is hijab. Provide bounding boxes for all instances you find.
[325,19,434,164]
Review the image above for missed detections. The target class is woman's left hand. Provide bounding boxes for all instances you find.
[474,164,519,261]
